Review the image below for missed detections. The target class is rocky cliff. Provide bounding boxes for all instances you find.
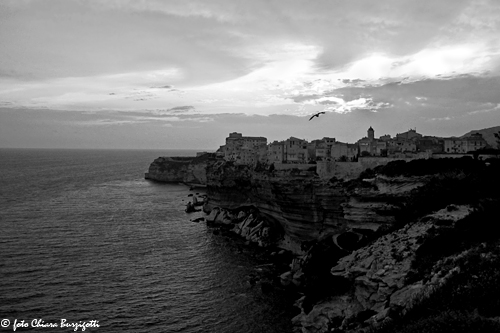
[203,161,430,252]
[292,205,474,332]
[145,155,500,332]
[145,153,215,184]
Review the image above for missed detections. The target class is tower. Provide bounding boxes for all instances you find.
[367,126,374,141]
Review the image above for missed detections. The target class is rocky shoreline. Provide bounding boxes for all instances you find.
[146,155,500,332]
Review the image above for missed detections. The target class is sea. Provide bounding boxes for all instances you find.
[0,149,295,333]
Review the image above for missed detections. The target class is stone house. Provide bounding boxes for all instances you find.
[396,129,422,141]
[223,132,267,164]
[331,142,359,160]
[267,140,285,163]
[444,133,488,154]
[285,137,309,163]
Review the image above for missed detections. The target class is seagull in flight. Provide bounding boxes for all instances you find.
[309,111,326,121]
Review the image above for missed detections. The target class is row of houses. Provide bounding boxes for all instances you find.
[215,128,490,165]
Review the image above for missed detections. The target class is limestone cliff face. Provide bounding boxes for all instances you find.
[204,161,429,250]
[145,157,193,182]
[145,157,430,249]
[292,205,473,332]
[145,154,214,184]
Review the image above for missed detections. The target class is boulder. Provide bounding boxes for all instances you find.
[237,211,247,220]
[206,207,220,222]
[280,271,293,286]
[241,227,250,238]
[292,270,305,286]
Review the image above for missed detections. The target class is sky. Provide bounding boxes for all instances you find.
[1,0,500,149]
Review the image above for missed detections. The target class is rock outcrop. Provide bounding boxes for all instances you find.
[144,155,499,333]
[205,207,277,248]
[292,205,473,332]
[204,161,429,251]
[145,153,214,184]
[145,158,432,250]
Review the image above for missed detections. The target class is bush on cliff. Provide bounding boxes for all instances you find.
[372,157,483,177]
[392,158,500,227]
[371,239,500,333]
[366,158,500,333]
[406,199,500,284]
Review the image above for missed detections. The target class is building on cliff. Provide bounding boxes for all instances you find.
[313,137,335,161]
[267,140,286,163]
[416,136,444,153]
[396,128,423,141]
[331,142,359,161]
[222,132,267,165]
[358,126,388,156]
[216,127,487,167]
[444,133,488,153]
[307,139,323,162]
[284,137,309,163]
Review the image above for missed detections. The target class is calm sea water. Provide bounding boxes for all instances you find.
[0,149,294,333]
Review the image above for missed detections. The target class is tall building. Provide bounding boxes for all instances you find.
[223,132,267,164]
[285,137,309,163]
[267,140,285,163]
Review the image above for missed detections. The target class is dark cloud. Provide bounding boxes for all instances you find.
[167,106,195,113]
[342,79,365,84]
[332,75,500,106]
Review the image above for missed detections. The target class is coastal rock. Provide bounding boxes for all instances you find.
[145,157,193,182]
[293,205,474,332]
[204,162,428,250]
[206,207,220,223]
[280,271,293,286]
[147,158,429,253]
[145,153,214,184]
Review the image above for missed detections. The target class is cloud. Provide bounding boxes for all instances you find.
[144,106,197,115]
[467,103,500,115]
[89,0,244,23]
[2,0,500,129]
[77,110,215,126]
[167,106,195,113]
[76,119,148,126]
[428,116,452,121]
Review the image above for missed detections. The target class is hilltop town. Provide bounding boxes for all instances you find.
[213,127,491,165]
[198,127,494,180]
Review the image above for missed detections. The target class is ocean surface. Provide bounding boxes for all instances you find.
[0,149,295,333]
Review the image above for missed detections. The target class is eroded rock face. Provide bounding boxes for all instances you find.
[145,157,192,182]
[145,157,431,250]
[292,205,474,333]
[205,162,428,250]
[145,154,214,184]
[206,207,277,247]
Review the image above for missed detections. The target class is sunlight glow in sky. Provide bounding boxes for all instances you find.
[1,0,499,148]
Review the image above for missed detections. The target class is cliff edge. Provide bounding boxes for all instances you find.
[145,155,500,332]
[145,153,215,184]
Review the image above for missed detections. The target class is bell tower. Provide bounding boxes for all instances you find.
[367,126,374,141]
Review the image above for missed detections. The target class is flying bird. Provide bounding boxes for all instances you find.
[309,111,326,121]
